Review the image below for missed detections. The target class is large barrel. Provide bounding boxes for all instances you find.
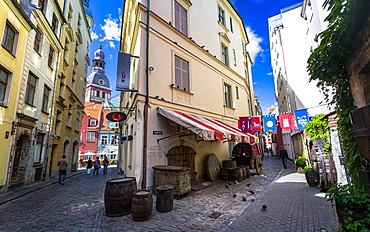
[222,160,236,168]
[156,185,174,213]
[132,190,153,221]
[245,166,251,179]
[231,167,243,182]
[220,167,230,180]
[104,177,137,217]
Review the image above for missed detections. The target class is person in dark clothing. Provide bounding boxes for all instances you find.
[57,155,68,185]
[87,158,93,168]
[279,146,289,169]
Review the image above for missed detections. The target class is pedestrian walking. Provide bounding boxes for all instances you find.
[103,156,109,174]
[86,158,93,174]
[279,146,288,169]
[57,155,68,185]
[79,158,84,168]
[93,157,101,175]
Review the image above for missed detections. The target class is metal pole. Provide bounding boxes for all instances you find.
[142,0,150,190]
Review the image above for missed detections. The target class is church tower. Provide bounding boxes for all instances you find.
[86,45,111,104]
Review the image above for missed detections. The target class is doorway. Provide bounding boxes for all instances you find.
[167,146,196,180]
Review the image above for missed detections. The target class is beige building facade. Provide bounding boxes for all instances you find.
[119,0,256,189]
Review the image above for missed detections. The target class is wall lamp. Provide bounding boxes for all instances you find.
[148,66,154,73]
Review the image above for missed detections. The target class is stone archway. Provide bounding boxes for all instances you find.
[71,141,79,171]
[166,146,196,180]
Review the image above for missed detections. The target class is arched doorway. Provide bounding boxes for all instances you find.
[72,141,79,171]
[166,146,196,180]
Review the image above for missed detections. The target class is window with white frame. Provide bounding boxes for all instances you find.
[25,73,37,105]
[34,134,45,163]
[221,44,229,67]
[42,85,50,112]
[174,55,189,92]
[218,7,225,25]
[224,83,232,107]
[86,132,94,142]
[174,1,188,35]
[111,135,118,145]
[89,119,97,126]
[101,135,108,145]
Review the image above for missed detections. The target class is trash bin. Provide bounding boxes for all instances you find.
[156,185,174,212]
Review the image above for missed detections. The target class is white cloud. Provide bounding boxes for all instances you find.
[245,26,263,63]
[267,72,273,76]
[100,14,121,41]
[109,41,115,49]
[91,31,99,40]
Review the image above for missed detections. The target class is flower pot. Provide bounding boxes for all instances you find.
[335,202,367,225]
[304,171,319,187]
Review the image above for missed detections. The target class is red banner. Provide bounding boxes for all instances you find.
[250,116,262,133]
[278,113,298,131]
[238,117,250,133]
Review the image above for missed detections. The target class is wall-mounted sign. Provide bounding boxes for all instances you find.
[153,131,163,135]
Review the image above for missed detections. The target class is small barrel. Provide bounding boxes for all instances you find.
[231,167,243,182]
[104,177,137,217]
[156,185,174,213]
[132,190,153,221]
[220,167,230,180]
[222,160,236,168]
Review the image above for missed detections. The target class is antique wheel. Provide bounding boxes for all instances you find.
[255,156,263,175]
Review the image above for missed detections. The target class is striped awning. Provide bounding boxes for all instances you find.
[157,107,258,143]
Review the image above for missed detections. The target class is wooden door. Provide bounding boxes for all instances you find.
[167,146,196,180]
[11,138,23,181]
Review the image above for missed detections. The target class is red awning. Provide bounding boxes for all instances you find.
[157,107,258,143]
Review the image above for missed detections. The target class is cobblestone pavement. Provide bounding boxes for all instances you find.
[0,157,338,231]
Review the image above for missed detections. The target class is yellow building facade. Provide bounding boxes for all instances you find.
[0,0,35,191]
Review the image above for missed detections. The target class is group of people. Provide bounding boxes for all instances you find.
[86,156,110,175]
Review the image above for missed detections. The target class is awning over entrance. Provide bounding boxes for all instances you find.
[157,107,258,143]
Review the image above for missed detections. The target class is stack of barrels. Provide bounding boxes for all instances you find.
[220,160,250,182]
[104,177,174,222]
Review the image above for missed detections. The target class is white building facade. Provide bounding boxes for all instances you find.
[119,0,257,189]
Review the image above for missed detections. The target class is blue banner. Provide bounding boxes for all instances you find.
[263,114,276,133]
[294,109,310,130]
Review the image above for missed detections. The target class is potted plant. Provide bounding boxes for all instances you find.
[303,164,319,187]
[325,183,370,231]
[294,156,308,170]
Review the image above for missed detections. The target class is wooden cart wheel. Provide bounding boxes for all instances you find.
[255,156,263,175]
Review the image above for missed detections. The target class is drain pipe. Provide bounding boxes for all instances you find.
[142,0,150,190]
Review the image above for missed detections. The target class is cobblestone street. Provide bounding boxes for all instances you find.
[0,157,338,231]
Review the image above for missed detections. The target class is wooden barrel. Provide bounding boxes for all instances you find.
[305,171,319,187]
[245,166,250,179]
[104,177,137,217]
[222,160,236,168]
[231,167,243,182]
[156,185,174,213]
[220,167,230,180]
[132,190,153,221]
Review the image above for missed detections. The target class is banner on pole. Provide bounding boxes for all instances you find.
[238,117,250,133]
[116,52,131,91]
[294,109,310,130]
[278,113,297,131]
[263,114,277,133]
[250,116,262,133]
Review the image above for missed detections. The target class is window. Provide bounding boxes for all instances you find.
[111,135,118,145]
[41,85,50,112]
[51,14,58,34]
[233,49,236,66]
[34,28,42,53]
[108,121,119,129]
[55,110,62,136]
[86,132,95,142]
[0,67,11,106]
[236,86,239,99]
[48,46,54,68]
[174,55,189,91]
[101,135,108,145]
[25,73,37,105]
[38,0,45,12]
[67,104,72,127]
[230,17,233,32]
[75,112,81,131]
[89,119,97,126]
[221,44,228,66]
[218,7,225,25]
[2,21,18,55]
[174,1,187,35]
[224,84,232,107]
[34,134,45,163]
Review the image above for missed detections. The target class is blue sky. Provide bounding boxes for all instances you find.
[88,0,301,113]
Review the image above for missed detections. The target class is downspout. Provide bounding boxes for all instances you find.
[142,0,150,189]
